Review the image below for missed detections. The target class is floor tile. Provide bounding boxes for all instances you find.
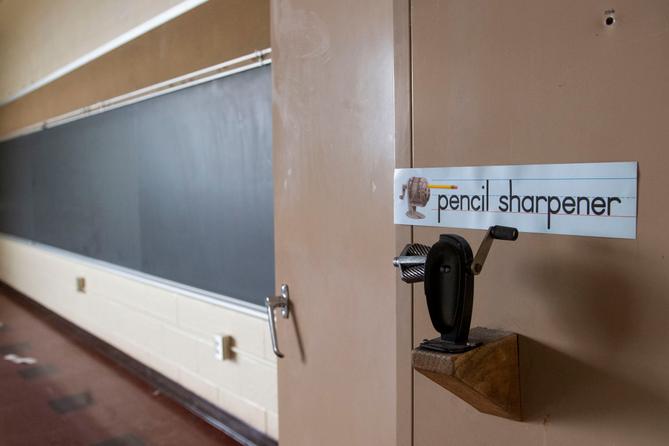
[0,284,242,446]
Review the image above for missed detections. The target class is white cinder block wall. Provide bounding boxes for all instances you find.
[0,234,278,439]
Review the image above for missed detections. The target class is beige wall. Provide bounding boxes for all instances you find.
[0,0,270,137]
[0,0,200,104]
[0,0,275,439]
[412,0,669,445]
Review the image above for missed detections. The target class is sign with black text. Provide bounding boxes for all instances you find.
[394,162,637,239]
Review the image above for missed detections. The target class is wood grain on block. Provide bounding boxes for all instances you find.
[412,327,521,420]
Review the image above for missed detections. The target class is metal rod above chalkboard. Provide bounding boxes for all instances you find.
[0,48,272,144]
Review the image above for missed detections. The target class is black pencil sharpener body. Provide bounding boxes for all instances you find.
[394,226,518,353]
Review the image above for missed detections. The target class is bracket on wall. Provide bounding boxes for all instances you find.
[412,327,521,421]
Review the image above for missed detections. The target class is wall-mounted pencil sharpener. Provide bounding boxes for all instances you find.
[394,226,518,353]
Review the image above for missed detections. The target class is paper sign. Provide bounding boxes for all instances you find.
[394,162,637,239]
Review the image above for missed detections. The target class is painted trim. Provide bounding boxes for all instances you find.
[0,0,209,107]
[1,283,277,446]
[0,49,272,143]
[0,233,267,320]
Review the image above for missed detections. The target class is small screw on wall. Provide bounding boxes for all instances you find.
[604,9,616,27]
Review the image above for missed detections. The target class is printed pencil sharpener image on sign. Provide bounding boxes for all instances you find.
[394,226,518,353]
[399,176,430,219]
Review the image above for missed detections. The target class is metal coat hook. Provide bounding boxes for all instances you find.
[265,284,290,358]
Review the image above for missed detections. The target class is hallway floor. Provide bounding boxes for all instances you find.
[0,283,241,446]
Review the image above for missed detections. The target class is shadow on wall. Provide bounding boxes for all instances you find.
[521,237,647,354]
[520,338,669,437]
[518,237,669,438]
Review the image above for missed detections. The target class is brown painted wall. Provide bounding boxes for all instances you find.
[412,1,669,444]
[272,0,411,444]
[0,0,270,137]
[0,0,188,102]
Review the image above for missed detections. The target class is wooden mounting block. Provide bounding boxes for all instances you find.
[412,327,521,421]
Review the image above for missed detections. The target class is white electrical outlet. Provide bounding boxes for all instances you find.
[213,334,234,361]
[214,334,224,361]
[76,277,86,293]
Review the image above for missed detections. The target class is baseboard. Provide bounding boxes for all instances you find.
[0,282,278,446]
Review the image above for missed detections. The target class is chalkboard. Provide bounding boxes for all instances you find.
[0,65,274,306]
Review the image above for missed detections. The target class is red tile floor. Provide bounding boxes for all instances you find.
[0,283,241,446]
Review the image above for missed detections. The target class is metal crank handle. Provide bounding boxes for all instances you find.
[471,226,519,275]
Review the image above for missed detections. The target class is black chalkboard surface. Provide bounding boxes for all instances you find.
[0,65,274,306]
